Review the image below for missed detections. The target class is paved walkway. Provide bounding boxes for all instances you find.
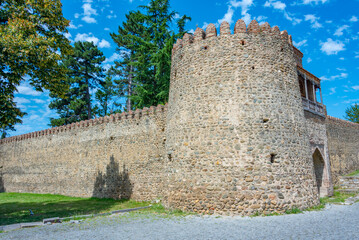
[1,202,359,240]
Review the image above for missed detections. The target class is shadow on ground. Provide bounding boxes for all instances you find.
[92,155,133,199]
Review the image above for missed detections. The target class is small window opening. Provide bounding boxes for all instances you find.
[168,154,172,161]
[263,118,269,123]
[240,40,245,45]
[251,66,255,70]
[270,153,277,163]
[281,48,284,52]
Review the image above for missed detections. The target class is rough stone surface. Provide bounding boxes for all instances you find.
[0,20,358,216]
[167,22,319,215]
[326,116,359,184]
[0,106,167,201]
[304,111,333,197]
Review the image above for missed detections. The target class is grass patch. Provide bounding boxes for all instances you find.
[285,207,303,214]
[320,191,356,204]
[0,193,193,226]
[345,170,359,176]
[0,192,150,225]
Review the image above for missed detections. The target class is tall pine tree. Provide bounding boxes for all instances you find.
[111,0,190,109]
[94,75,116,117]
[49,41,105,126]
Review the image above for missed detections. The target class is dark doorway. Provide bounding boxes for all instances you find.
[313,149,325,195]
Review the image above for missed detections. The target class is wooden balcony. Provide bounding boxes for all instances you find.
[302,97,326,117]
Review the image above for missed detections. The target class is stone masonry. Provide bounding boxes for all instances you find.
[0,19,358,216]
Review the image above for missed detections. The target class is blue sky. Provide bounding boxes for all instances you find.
[12,0,359,136]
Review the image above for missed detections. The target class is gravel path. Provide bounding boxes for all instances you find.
[1,202,359,240]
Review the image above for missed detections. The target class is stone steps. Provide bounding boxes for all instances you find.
[337,175,359,193]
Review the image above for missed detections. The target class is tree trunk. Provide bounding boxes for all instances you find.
[85,78,91,120]
[126,65,133,111]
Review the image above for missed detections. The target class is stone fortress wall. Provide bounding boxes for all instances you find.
[0,106,168,201]
[326,116,359,183]
[0,19,358,216]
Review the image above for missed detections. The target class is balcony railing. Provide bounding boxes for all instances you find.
[302,97,325,117]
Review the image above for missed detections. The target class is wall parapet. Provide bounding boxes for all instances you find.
[327,115,359,129]
[172,19,293,55]
[0,104,168,145]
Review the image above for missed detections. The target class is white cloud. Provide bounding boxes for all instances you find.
[283,12,302,25]
[350,16,358,22]
[320,72,348,81]
[264,1,286,10]
[80,3,98,23]
[17,85,43,96]
[264,1,301,25]
[320,38,345,55]
[304,14,322,29]
[352,86,359,91]
[33,99,45,104]
[307,57,312,63]
[329,87,336,95]
[68,22,83,29]
[218,7,235,25]
[69,22,77,29]
[342,98,359,104]
[14,97,30,104]
[104,28,110,31]
[29,114,40,121]
[75,33,99,44]
[339,57,345,60]
[334,25,349,36]
[293,39,307,47]
[82,15,96,23]
[104,53,122,63]
[74,33,110,49]
[107,10,117,19]
[64,32,72,40]
[74,13,80,18]
[302,0,328,4]
[103,64,112,71]
[98,39,111,48]
[220,0,253,25]
[83,3,97,16]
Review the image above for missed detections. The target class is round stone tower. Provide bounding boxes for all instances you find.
[164,19,319,215]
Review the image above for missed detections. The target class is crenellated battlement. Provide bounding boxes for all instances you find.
[0,104,167,145]
[172,19,293,55]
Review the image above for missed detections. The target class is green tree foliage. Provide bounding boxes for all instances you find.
[0,0,72,136]
[344,103,359,124]
[111,0,190,109]
[94,75,116,117]
[49,41,105,127]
